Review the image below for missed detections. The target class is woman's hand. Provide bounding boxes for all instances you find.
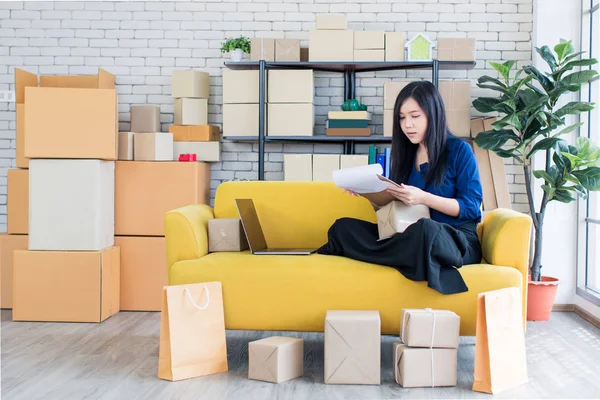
[385,184,429,206]
[343,189,381,211]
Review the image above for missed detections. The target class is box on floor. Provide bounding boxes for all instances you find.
[0,234,28,309]
[393,343,458,388]
[249,337,304,383]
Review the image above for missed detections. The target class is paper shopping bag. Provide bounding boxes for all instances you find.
[472,286,528,394]
[158,282,228,381]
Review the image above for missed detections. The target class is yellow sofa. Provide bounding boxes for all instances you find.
[165,181,532,336]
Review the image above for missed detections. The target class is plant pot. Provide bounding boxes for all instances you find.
[526,276,560,321]
[230,49,244,62]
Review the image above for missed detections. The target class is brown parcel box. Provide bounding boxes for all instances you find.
[16,104,27,168]
[249,336,304,383]
[268,104,314,137]
[172,70,210,99]
[376,201,431,240]
[400,308,460,348]
[0,234,28,309]
[223,70,261,104]
[251,38,276,62]
[134,132,174,161]
[393,343,458,388]
[275,39,301,62]
[169,125,220,142]
[208,219,248,252]
[324,310,381,385]
[118,132,134,160]
[438,81,471,137]
[130,105,161,133]
[284,154,312,181]
[12,247,120,323]
[386,32,406,62]
[7,169,28,235]
[115,236,167,312]
[437,38,476,62]
[312,154,340,182]
[309,30,354,62]
[326,128,371,137]
[268,70,314,104]
[174,98,208,126]
[115,161,210,236]
[223,104,260,136]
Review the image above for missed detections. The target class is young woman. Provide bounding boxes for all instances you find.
[317,81,483,295]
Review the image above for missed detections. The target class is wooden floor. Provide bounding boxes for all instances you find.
[2,310,600,399]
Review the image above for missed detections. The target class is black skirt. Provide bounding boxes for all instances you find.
[317,217,482,295]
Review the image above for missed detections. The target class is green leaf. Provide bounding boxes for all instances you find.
[472,97,504,113]
[555,102,596,117]
[533,169,555,185]
[553,122,584,137]
[554,40,573,62]
[575,136,600,165]
[527,137,564,158]
[490,60,515,83]
[553,189,575,203]
[563,51,586,64]
[537,45,558,72]
[573,167,600,191]
[492,113,521,131]
[561,152,582,168]
[476,83,509,94]
[561,58,598,74]
[473,130,518,151]
[562,70,599,86]
[543,111,564,127]
[541,184,556,199]
[477,75,508,89]
[508,75,534,96]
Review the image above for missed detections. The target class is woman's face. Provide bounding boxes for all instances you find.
[399,97,428,145]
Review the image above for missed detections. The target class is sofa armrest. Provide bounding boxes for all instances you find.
[164,204,214,274]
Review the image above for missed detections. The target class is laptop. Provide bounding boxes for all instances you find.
[235,198,317,255]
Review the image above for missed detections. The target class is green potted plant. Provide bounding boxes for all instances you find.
[472,39,600,321]
[220,36,251,62]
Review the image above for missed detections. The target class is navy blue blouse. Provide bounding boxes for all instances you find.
[407,136,483,227]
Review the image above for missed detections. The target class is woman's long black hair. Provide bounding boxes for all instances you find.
[390,80,450,189]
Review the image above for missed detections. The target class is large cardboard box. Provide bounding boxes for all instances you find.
[268,103,314,136]
[115,161,210,236]
[312,154,340,182]
[223,70,260,104]
[437,38,476,62]
[400,309,460,348]
[251,38,276,62]
[134,132,174,161]
[354,50,385,62]
[354,31,385,50]
[114,236,167,312]
[275,39,301,62]
[118,132,134,160]
[309,30,354,62]
[12,247,120,323]
[173,141,220,162]
[174,98,208,126]
[7,169,28,235]
[393,343,458,388]
[172,69,210,99]
[0,234,28,309]
[29,159,115,251]
[316,14,347,30]
[284,154,312,181]
[130,105,161,133]
[384,81,411,110]
[268,70,314,104]
[208,219,248,252]
[169,125,220,142]
[376,201,430,240]
[385,32,406,62]
[248,336,304,383]
[438,80,471,137]
[341,155,369,169]
[470,117,496,139]
[16,104,27,169]
[223,104,260,136]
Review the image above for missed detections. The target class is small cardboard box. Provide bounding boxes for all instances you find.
[223,70,261,104]
[223,104,260,136]
[376,201,431,239]
[0,234,28,309]
[284,154,312,181]
[134,132,173,161]
[268,70,314,104]
[171,69,210,99]
[115,236,167,312]
[326,128,370,137]
[385,32,406,62]
[384,81,411,110]
[316,14,347,30]
[312,154,340,182]
[12,247,120,323]
[118,132,134,160]
[249,336,304,383]
[16,104,27,168]
[130,105,161,133]
[400,309,460,348]
[354,50,385,62]
[341,155,369,169]
[268,104,314,136]
[275,39,301,62]
[438,80,471,137]
[173,141,220,162]
[393,343,457,388]
[169,125,220,142]
[7,169,28,235]
[324,310,381,385]
[354,31,385,50]
[309,30,354,62]
[384,109,394,137]
[115,161,210,236]
[470,117,496,139]
[251,38,276,62]
[437,38,476,62]
[174,98,208,126]
[208,219,248,252]
[29,159,115,251]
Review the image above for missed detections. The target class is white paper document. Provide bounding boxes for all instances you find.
[332,164,396,193]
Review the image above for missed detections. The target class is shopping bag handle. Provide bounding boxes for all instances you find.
[184,287,210,310]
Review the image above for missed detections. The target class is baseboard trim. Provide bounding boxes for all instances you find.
[574,305,600,329]
[552,304,575,312]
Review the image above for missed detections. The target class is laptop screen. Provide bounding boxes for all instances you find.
[235,199,268,252]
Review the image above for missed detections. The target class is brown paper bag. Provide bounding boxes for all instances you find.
[472,287,528,394]
[158,282,228,381]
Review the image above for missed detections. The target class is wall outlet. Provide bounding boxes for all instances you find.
[0,91,15,103]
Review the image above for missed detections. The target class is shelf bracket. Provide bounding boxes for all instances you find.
[344,69,356,100]
[258,60,266,180]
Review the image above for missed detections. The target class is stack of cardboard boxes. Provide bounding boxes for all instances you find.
[309,15,354,62]
[268,70,314,137]
[354,31,385,62]
[123,104,173,162]
[222,70,260,136]
[283,154,368,182]
[326,110,372,137]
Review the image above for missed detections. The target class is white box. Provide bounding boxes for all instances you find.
[173,141,220,162]
[29,159,115,251]
[134,132,174,161]
[174,98,208,126]
[118,132,134,161]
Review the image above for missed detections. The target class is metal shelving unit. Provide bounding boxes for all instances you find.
[223,60,475,180]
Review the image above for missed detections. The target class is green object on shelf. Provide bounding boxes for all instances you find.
[342,99,367,112]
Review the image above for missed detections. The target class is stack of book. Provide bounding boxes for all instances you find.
[326,110,371,136]
[368,145,391,178]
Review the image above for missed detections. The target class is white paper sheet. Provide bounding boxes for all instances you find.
[332,164,396,194]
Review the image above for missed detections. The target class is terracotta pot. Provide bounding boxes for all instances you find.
[527,276,560,321]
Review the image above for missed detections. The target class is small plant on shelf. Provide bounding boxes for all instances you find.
[221,36,251,62]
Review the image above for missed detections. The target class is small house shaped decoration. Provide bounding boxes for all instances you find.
[405,34,434,61]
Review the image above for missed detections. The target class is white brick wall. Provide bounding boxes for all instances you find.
[0,0,533,232]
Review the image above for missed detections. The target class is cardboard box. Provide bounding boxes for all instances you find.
[393,343,457,388]
[16,104,27,169]
[275,39,301,62]
[438,80,471,137]
[249,336,304,383]
[384,81,411,110]
[118,132,134,160]
[169,125,220,142]
[326,128,370,137]
[38,68,115,90]
[115,236,167,312]
[15,68,38,105]
[470,117,496,139]
[7,169,28,235]
[251,38,276,62]
[437,38,476,62]
[208,219,248,252]
[384,109,394,137]
[174,98,208,126]
[489,152,511,209]
[376,201,431,240]
[341,155,369,169]
[130,105,161,133]
[0,234,28,309]
[316,14,347,30]
[268,70,314,104]
[115,161,210,236]
[313,154,340,182]
[223,104,260,136]
[12,247,120,323]
[472,143,497,211]
[268,103,314,136]
[173,141,220,162]
[354,31,385,50]
[354,50,385,62]
[134,132,174,161]
[386,32,406,62]
[29,159,115,251]
[284,154,312,181]
[172,69,210,99]
[400,309,460,348]
[309,30,354,62]
[324,310,381,385]
[223,70,260,104]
